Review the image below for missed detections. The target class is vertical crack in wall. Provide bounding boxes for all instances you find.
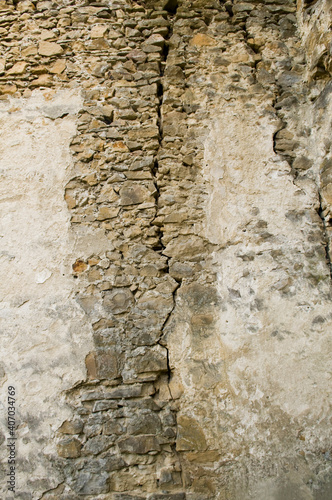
[153,0,180,394]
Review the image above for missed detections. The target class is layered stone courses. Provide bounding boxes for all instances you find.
[0,0,332,498]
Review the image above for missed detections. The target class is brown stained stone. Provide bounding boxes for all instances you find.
[111,141,129,152]
[88,257,100,266]
[168,375,184,399]
[293,156,312,170]
[128,126,159,140]
[57,437,82,458]
[93,400,119,412]
[97,185,118,204]
[101,105,114,119]
[40,483,66,499]
[163,213,188,224]
[105,454,127,471]
[176,416,207,452]
[105,384,146,399]
[38,41,64,56]
[142,44,163,53]
[72,259,87,273]
[58,419,84,435]
[92,318,116,330]
[192,475,216,496]
[321,158,332,185]
[178,283,220,311]
[17,1,35,12]
[118,435,160,454]
[82,384,146,402]
[83,173,98,186]
[127,412,162,435]
[190,33,216,47]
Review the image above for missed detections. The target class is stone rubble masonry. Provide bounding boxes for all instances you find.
[0,0,331,499]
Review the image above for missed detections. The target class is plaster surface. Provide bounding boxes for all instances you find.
[0,90,93,498]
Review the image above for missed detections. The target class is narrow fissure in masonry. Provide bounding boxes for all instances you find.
[152,2,181,391]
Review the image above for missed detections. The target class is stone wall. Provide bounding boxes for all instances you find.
[0,0,331,499]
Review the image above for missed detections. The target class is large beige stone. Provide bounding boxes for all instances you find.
[7,61,27,75]
[38,41,63,56]
[90,25,108,38]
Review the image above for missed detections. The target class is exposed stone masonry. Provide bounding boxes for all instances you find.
[0,0,331,498]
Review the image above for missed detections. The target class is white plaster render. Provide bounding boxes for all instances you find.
[167,101,332,497]
[0,90,94,498]
[206,103,332,488]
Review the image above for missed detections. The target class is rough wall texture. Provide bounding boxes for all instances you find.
[0,0,331,499]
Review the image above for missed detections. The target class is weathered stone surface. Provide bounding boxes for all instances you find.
[118,435,161,454]
[7,61,27,75]
[38,41,64,56]
[176,416,207,452]
[58,419,83,435]
[70,471,109,495]
[57,438,82,458]
[119,182,155,206]
[103,288,134,314]
[83,436,112,455]
[127,412,162,436]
